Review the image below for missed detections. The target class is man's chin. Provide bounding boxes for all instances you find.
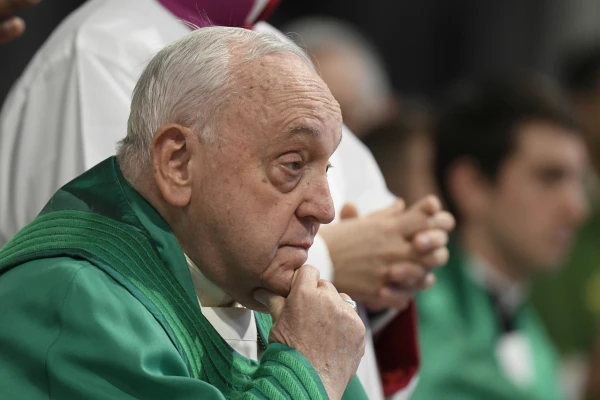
[532,255,565,274]
[276,246,309,269]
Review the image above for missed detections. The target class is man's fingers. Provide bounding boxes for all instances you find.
[0,16,24,44]
[396,209,455,240]
[376,286,413,311]
[370,198,405,220]
[338,292,360,314]
[424,273,436,287]
[411,195,442,217]
[339,203,359,220]
[413,229,449,253]
[386,262,428,288]
[379,270,437,309]
[429,211,455,231]
[391,198,406,212]
[253,289,285,320]
[392,196,442,238]
[339,292,351,301]
[317,278,338,293]
[385,198,406,216]
[291,264,320,290]
[396,206,431,238]
[416,247,450,269]
[0,0,40,18]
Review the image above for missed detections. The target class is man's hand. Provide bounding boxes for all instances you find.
[254,265,365,400]
[0,0,41,44]
[320,195,455,312]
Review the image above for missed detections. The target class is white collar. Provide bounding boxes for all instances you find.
[184,254,235,307]
[466,254,527,314]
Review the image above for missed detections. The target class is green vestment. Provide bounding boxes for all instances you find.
[411,239,563,400]
[0,157,367,400]
[532,205,600,357]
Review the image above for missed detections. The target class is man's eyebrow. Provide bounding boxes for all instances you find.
[286,125,322,137]
[284,125,343,148]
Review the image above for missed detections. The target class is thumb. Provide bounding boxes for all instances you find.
[411,195,442,216]
[253,289,285,321]
[340,202,359,220]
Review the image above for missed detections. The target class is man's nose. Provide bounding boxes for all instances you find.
[564,182,589,224]
[297,177,335,224]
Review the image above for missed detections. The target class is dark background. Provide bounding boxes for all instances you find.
[0,0,598,107]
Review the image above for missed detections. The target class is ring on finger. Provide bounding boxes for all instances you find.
[342,298,358,312]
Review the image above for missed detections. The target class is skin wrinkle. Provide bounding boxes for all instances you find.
[231,56,342,169]
[235,57,340,130]
[124,35,366,394]
[167,52,342,311]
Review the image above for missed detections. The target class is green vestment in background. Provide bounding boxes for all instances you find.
[411,239,563,400]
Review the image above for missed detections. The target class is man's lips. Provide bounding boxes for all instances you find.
[280,240,313,250]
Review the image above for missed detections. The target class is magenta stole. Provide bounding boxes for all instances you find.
[156,0,279,29]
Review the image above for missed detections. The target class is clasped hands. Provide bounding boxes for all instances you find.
[252,196,454,400]
[320,195,455,312]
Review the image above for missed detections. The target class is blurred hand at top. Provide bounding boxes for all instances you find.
[1,0,42,44]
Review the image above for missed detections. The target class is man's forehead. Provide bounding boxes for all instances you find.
[511,128,585,169]
[234,52,317,88]
[515,122,582,151]
[222,52,342,146]
[231,55,339,116]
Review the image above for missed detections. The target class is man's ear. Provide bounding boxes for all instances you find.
[447,158,490,221]
[150,124,196,208]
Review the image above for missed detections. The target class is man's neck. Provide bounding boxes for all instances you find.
[459,226,528,284]
[459,225,530,320]
[135,181,250,309]
[185,254,235,307]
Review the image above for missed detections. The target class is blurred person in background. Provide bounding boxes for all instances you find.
[283,16,398,139]
[412,75,588,400]
[0,1,457,399]
[362,100,438,207]
[0,0,41,44]
[532,45,600,400]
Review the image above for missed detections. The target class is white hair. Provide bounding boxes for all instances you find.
[117,26,311,183]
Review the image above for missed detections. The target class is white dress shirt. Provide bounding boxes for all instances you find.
[185,254,263,361]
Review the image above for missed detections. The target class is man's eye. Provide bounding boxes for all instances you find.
[326,163,333,174]
[285,162,302,171]
[537,168,566,186]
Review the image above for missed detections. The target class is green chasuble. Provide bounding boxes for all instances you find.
[532,203,600,357]
[0,157,367,400]
[411,239,563,400]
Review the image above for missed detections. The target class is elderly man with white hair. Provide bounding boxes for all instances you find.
[0,1,455,399]
[0,26,367,399]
